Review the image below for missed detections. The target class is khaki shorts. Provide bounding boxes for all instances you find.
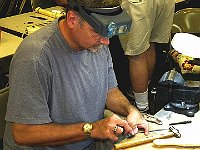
[119,0,175,56]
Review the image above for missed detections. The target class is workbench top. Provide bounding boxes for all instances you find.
[115,108,200,150]
[0,31,23,59]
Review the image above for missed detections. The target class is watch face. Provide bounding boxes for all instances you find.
[84,123,93,134]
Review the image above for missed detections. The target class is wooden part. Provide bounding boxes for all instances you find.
[153,139,200,147]
[35,7,64,19]
[114,131,174,149]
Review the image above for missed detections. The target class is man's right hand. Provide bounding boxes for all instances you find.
[91,114,133,141]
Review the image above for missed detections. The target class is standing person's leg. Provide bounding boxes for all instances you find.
[119,0,174,112]
[128,43,156,111]
[146,43,156,81]
[130,0,175,112]
[128,43,156,93]
[119,0,152,112]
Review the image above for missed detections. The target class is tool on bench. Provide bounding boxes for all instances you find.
[30,16,47,20]
[114,126,181,149]
[143,113,163,125]
[138,126,181,138]
[169,120,192,126]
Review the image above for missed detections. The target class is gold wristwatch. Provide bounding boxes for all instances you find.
[83,123,93,136]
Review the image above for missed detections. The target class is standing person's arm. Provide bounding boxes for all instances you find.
[106,87,149,135]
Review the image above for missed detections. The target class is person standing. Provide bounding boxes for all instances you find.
[119,0,175,112]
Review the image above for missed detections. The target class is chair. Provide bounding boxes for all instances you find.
[0,86,9,148]
[172,8,200,33]
[170,8,200,77]
[0,0,32,18]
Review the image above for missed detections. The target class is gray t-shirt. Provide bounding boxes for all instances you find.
[3,18,118,150]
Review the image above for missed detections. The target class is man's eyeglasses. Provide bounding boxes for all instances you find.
[86,27,105,41]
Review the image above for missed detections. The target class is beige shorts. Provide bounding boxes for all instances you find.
[119,0,175,55]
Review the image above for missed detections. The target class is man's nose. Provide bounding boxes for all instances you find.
[100,37,110,45]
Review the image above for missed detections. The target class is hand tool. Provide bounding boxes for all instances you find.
[138,126,181,138]
[143,114,163,125]
[169,120,192,126]
[114,126,181,149]
[30,16,47,20]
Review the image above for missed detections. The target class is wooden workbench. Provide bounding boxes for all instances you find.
[0,6,64,37]
[0,31,23,59]
[0,6,64,59]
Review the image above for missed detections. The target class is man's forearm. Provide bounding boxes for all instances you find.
[12,122,87,146]
[106,87,138,116]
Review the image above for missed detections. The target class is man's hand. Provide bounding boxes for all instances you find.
[126,110,149,135]
[91,114,133,141]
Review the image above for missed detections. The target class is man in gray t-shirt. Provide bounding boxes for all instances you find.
[3,0,149,149]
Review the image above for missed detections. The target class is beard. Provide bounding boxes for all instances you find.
[88,44,104,53]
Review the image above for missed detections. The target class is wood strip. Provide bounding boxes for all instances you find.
[153,139,200,147]
[114,132,174,149]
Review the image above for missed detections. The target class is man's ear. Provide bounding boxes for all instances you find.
[66,11,78,28]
